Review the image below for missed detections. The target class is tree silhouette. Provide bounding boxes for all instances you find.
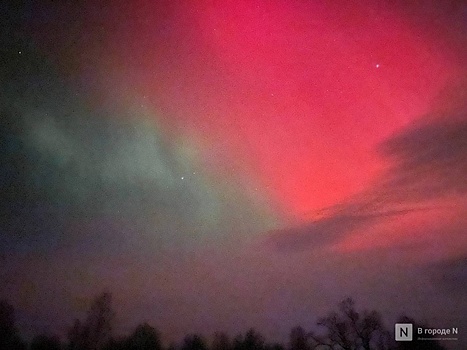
[68,319,84,350]
[309,298,387,350]
[67,292,114,350]
[125,323,162,350]
[30,334,62,350]
[0,294,454,350]
[233,329,265,350]
[264,342,285,350]
[212,332,232,350]
[288,326,309,350]
[182,334,208,350]
[0,300,26,350]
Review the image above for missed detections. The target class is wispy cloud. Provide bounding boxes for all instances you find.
[376,114,467,202]
[267,208,421,252]
[268,91,467,252]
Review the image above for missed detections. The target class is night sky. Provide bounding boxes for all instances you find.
[1,0,466,345]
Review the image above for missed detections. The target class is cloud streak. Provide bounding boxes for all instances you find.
[267,208,420,252]
[376,113,467,201]
[267,91,467,252]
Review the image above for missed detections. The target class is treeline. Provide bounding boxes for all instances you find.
[0,293,447,350]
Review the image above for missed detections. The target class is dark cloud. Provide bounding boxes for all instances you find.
[268,93,467,251]
[267,208,416,252]
[377,114,467,201]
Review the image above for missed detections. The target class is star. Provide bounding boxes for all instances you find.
[375,64,380,68]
